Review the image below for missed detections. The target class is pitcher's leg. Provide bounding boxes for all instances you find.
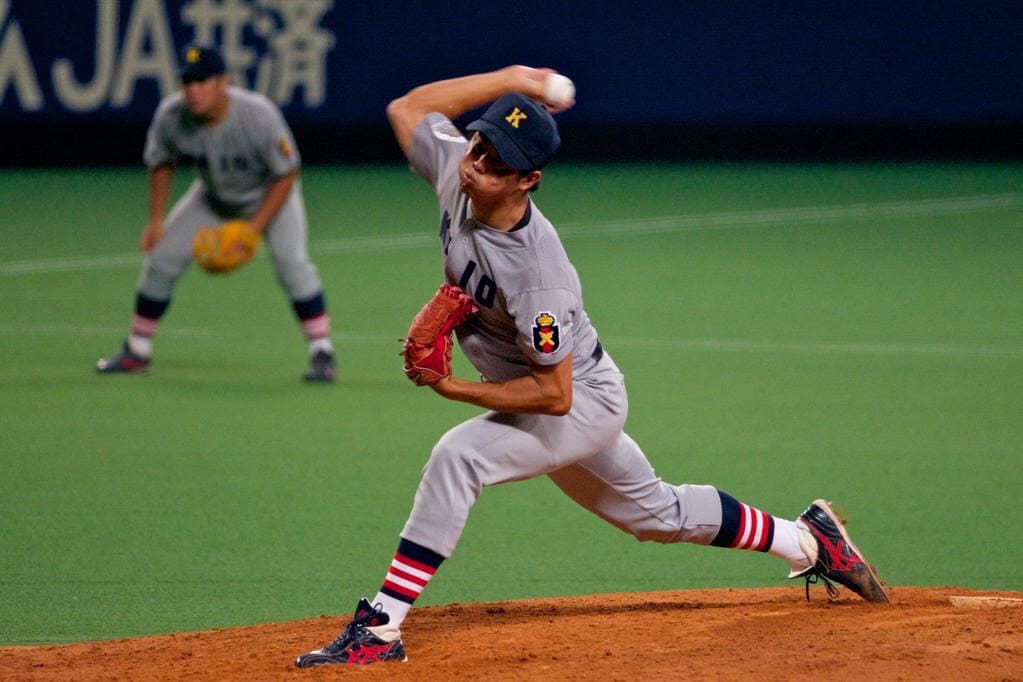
[401,413,554,558]
[548,432,814,570]
[548,431,725,544]
[402,391,624,559]
[388,372,626,634]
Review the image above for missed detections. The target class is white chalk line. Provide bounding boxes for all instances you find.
[4,325,1018,359]
[2,193,1020,276]
[607,336,1023,358]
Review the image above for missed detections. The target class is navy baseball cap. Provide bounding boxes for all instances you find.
[179,45,226,82]
[466,94,560,172]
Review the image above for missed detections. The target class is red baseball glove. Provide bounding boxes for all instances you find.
[402,284,478,386]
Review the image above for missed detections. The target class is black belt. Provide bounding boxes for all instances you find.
[591,340,604,362]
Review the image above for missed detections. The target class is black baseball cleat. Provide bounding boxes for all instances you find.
[791,499,891,603]
[96,342,150,374]
[303,350,336,382]
[295,598,406,667]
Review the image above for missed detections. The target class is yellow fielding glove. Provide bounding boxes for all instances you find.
[192,220,261,274]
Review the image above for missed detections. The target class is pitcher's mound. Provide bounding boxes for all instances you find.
[3,586,1021,680]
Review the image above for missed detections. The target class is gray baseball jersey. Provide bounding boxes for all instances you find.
[398,114,724,559]
[410,114,602,383]
[145,86,299,211]
[138,86,321,301]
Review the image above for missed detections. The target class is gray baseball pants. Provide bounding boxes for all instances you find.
[401,352,724,557]
[137,179,322,302]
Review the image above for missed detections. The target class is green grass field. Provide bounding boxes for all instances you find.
[1,162,1020,645]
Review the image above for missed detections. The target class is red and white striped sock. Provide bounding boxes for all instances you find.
[730,502,774,551]
[127,314,159,357]
[372,538,444,629]
[710,491,812,571]
[711,494,775,552]
[300,314,333,356]
[301,314,330,340]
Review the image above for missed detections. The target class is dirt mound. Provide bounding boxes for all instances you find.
[3,587,1021,680]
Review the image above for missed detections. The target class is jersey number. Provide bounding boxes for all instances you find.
[458,260,496,309]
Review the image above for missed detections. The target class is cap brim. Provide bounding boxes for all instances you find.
[179,69,218,81]
[466,119,533,172]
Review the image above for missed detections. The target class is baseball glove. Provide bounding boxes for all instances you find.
[402,284,478,386]
[192,220,261,274]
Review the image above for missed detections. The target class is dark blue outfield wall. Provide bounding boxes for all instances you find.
[2,1,1021,165]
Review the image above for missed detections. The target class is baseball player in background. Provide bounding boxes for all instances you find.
[96,45,337,382]
[295,66,889,667]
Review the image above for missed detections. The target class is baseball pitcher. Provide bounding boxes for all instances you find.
[295,65,889,667]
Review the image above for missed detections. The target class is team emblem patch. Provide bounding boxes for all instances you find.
[277,136,294,159]
[532,312,560,354]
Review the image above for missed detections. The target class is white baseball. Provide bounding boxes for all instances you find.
[543,74,575,106]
